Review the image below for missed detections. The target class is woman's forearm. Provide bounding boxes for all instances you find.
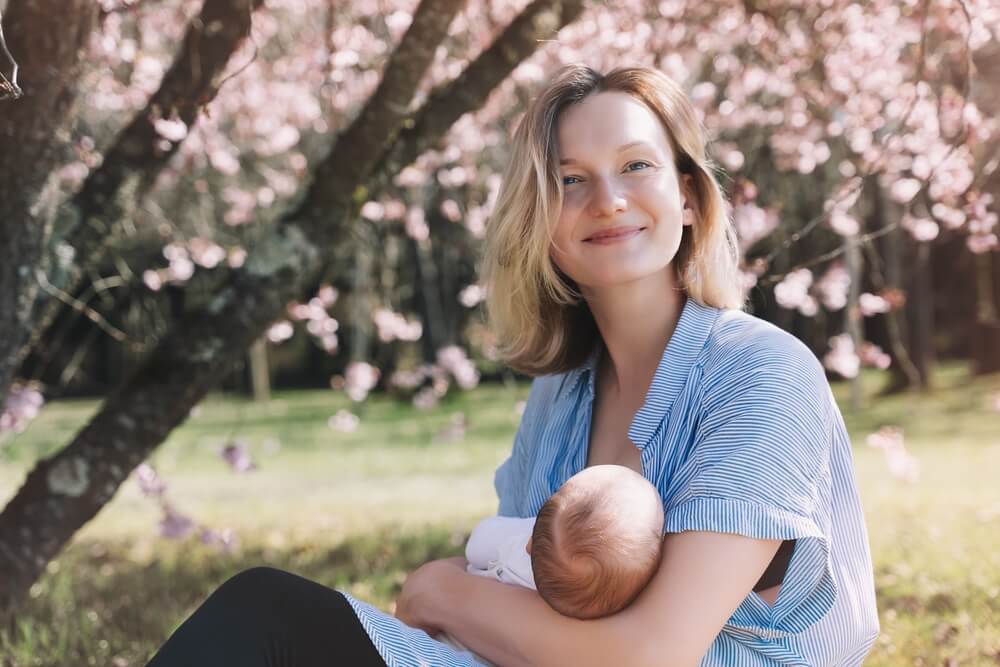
[433,570,660,667]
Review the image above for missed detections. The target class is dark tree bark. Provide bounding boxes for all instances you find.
[971,249,1000,375]
[0,0,98,405]
[0,0,584,620]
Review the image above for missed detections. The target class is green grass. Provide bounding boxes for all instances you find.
[1,367,999,666]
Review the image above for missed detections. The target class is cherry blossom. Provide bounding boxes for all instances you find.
[774,268,818,316]
[866,426,919,483]
[0,382,44,436]
[328,409,360,433]
[823,334,860,379]
[220,439,257,473]
[342,362,380,402]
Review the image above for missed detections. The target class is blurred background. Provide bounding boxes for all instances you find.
[0,0,998,665]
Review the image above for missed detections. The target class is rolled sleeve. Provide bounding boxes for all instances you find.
[664,339,837,635]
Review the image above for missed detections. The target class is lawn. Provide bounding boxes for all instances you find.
[1,366,998,666]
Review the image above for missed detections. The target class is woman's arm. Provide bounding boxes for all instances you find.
[397,531,781,667]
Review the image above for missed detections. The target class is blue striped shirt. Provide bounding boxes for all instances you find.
[344,299,879,665]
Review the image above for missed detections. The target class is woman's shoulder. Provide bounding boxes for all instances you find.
[699,308,827,392]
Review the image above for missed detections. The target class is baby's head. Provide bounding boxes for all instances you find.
[527,464,664,619]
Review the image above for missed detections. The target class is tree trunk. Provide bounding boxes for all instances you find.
[0,0,98,403]
[249,338,271,403]
[972,250,1000,374]
[910,241,934,388]
[0,253,315,618]
[845,233,864,411]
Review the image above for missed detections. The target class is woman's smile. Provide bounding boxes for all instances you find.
[583,225,646,244]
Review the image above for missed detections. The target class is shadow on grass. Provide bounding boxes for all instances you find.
[1,526,466,667]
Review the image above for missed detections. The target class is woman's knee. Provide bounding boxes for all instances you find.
[217,566,290,597]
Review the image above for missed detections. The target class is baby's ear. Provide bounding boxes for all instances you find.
[525,537,533,556]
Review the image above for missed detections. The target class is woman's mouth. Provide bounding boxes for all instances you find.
[583,226,645,244]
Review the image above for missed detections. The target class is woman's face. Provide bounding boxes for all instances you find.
[551,91,692,294]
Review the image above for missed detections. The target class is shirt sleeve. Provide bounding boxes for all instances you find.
[663,334,838,634]
[494,376,550,517]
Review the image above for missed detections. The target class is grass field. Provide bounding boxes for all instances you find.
[1,366,999,666]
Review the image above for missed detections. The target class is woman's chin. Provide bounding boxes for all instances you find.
[577,266,675,293]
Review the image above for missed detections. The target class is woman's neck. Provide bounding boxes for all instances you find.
[583,270,686,401]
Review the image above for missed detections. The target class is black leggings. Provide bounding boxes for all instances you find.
[146,567,389,667]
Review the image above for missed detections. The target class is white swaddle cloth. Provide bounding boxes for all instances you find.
[436,516,537,664]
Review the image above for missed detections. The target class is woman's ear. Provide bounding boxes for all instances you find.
[525,536,533,556]
[680,174,696,226]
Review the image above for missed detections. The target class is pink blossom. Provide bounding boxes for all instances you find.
[865,426,919,483]
[1,382,45,436]
[373,308,422,342]
[901,215,939,242]
[436,346,480,390]
[458,284,485,308]
[440,199,462,222]
[133,463,167,497]
[815,263,850,311]
[143,270,163,291]
[328,409,359,433]
[199,527,238,552]
[266,321,294,343]
[774,268,817,316]
[343,362,380,402]
[889,178,921,203]
[383,200,406,220]
[829,211,860,236]
[395,166,427,188]
[859,293,891,316]
[209,149,241,176]
[317,285,339,307]
[412,386,439,410]
[188,238,227,269]
[153,117,188,142]
[167,256,194,282]
[159,505,196,539]
[227,247,247,268]
[732,202,779,252]
[405,207,429,241]
[968,234,999,253]
[220,440,256,473]
[823,334,860,379]
[859,342,891,370]
[360,201,385,221]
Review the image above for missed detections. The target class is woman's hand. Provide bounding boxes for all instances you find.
[394,556,468,634]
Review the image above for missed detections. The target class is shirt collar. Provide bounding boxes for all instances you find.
[564,297,721,445]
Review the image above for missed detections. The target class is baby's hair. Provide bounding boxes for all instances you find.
[530,468,663,619]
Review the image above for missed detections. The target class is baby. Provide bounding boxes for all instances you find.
[437,464,664,661]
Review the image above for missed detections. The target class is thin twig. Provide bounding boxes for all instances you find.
[35,269,129,343]
[0,9,23,101]
[758,222,900,287]
[213,0,258,96]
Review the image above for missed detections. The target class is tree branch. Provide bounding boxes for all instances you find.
[367,0,585,195]
[290,0,466,224]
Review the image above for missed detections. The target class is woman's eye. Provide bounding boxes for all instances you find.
[625,161,652,172]
[562,175,582,186]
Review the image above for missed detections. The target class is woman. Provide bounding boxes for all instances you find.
[147,65,879,667]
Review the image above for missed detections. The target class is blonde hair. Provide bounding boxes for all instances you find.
[481,65,743,376]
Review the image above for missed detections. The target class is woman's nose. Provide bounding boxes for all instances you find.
[587,176,627,217]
